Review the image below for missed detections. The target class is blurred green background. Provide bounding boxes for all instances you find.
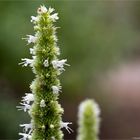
[1,0,140,139]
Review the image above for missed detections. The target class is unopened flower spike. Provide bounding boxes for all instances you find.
[17,5,71,140]
[77,99,101,140]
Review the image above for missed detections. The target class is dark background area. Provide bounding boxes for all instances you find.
[1,0,140,139]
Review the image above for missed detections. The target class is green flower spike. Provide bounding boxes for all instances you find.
[17,5,72,140]
[77,99,100,140]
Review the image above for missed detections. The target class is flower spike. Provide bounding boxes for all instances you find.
[17,5,71,140]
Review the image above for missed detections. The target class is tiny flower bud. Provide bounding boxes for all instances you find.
[40,99,46,108]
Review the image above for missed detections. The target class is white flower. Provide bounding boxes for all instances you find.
[61,122,73,134]
[52,85,61,94]
[22,93,34,104]
[19,133,31,140]
[48,7,55,13]
[50,13,59,22]
[40,99,46,107]
[52,59,69,72]
[19,58,34,67]
[17,103,31,112]
[37,5,47,14]
[26,35,37,44]
[31,16,39,23]
[43,59,49,67]
[20,123,32,134]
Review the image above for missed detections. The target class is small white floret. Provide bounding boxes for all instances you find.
[40,99,46,107]
[19,133,31,140]
[43,59,49,67]
[48,7,55,13]
[20,123,32,134]
[52,85,61,94]
[61,122,73,134]
[52,59,69,72]
[17,103,31,112]
[31,16,39,23]
[26,35,37,44]
[22,93,34,104]
[37,5,47,14]
[19,58,34,67]
[50,13,59,22]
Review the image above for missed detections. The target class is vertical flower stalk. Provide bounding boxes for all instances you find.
[17,5,72,140]
[77,99,100,140]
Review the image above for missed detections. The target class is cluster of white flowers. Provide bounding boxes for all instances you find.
[37,6,59,22]
[17,93,34,139]
[17,93,34,112]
